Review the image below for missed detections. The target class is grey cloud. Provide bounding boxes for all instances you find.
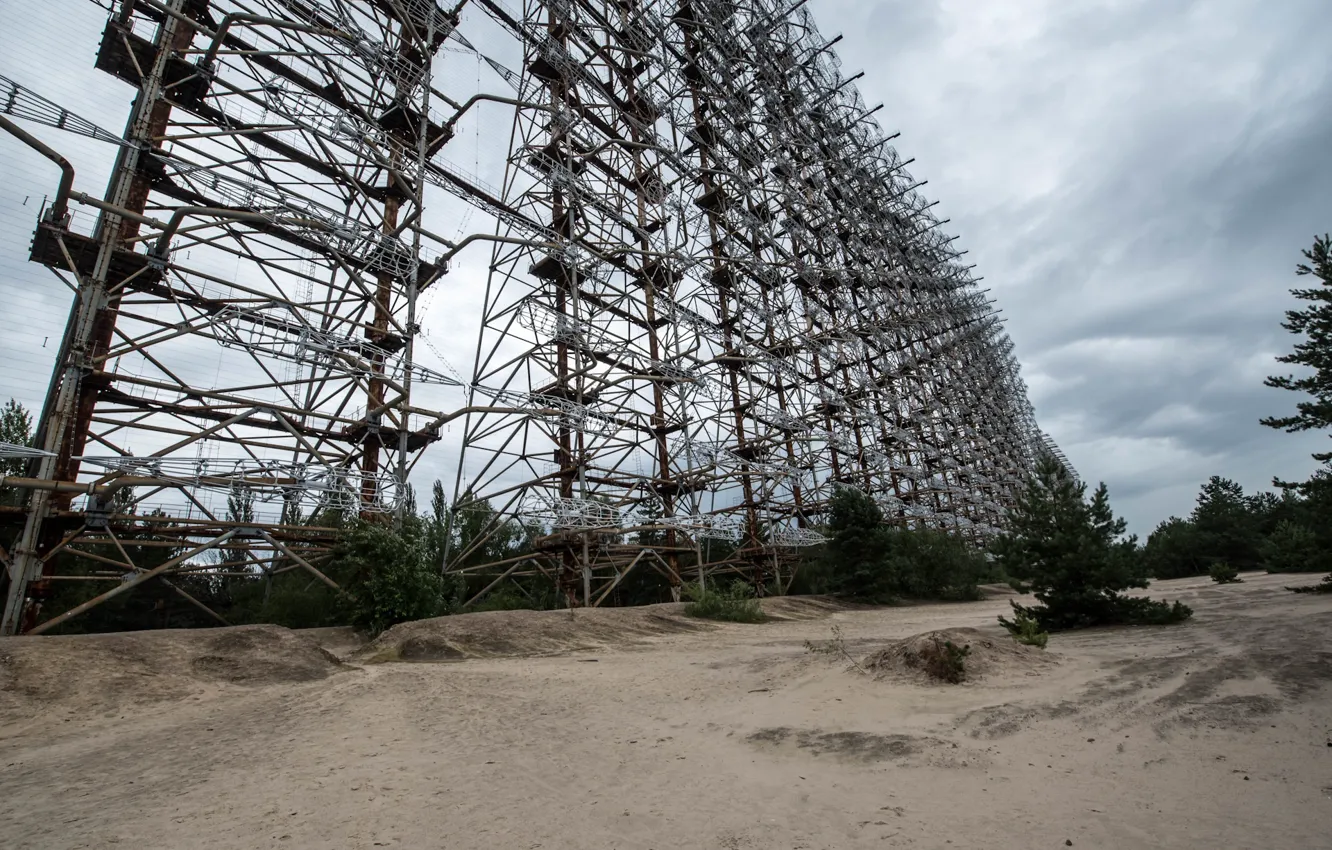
[1,1,1327,538]
[865,1,945,46]
[813,0,1332,532]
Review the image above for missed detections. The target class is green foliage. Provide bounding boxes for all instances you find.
[886,528,988,601]
[822,486,893,600]
[784,548,833,596]
[1142,475,1328,580]
[1117,598,1195,625]
[1142,516,1206,579]
[1289,576,1332,594]
[993,456,1192,632]
[682,580,766,623]
[1,398,33,510]
[1141,474,1324,580]
[818,487,987,602]
[335,518,462,636]
[467,578,563,612]
[938,640,971,683]
[245,576,344,629]
[1262,498,1332,594]
[0,398,32,467]
[1143,478,1267,577]
[1190,477,1264,570]
[1261,234,1332,592]
[450,490,532,570]
[216,483,256,569]
[1262,519,1326,573]
[1004,608,1049,648]
[604,498,693,605]
[635,496,665,547]
[1262,233,1332,463]
[1208,561,1241,584]
[39,503,220,634]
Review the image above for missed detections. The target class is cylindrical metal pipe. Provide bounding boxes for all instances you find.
[0,114,74,223]
[150,208,328,259]
[0,475,165,496]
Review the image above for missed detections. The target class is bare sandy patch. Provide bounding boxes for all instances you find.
[0,573,1329,850]
[0,625,348,723]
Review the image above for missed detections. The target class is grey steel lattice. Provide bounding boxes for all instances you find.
[0,0,1070,631]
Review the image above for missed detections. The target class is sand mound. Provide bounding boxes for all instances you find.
[758,596,857,620]
[354,603,714,662]
[0,625,349,717]
[863,628,1055,684]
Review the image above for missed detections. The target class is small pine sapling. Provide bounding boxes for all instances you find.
[1209,561,1242,584]
[1003,608,1050,648]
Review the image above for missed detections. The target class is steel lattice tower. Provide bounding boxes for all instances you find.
[0,0,1068,632]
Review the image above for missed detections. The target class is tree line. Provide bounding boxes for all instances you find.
[1143,234,1332,586]
[1143,474,1329,579]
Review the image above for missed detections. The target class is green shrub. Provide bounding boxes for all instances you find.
[819,488,987,602]
[334,519,461,636]
[1003,608,1049,648]
[467,579,562,612]
[252,576,344,628]
[1118,598,1194,625]
[682,580,766,623]
[1209,561,1241,584]
[1289,575,1332,594]
[1263,520,1325,573]
[889,528,988,601]
[1002,593,1192,632]
[821,487,897,602]
[918,637,970,683]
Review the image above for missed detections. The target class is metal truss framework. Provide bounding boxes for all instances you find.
[0,0,1070,632]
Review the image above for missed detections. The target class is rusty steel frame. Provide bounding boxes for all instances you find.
[443,0,1060,606]
[1,0,460,633]
[1,0,1069,632]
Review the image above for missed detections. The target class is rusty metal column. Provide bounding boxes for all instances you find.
[2,0,193,635]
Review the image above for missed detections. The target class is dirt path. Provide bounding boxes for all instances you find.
[2,574,1330,849]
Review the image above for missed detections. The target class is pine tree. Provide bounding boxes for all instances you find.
[1,399,33,510]
[1262,234,1332,461]
[995,456,1191,631]
[1262,519,1326,574]
[635,494,665,547]
[822,485,894,601]
[1142,516,1205,579]
[1261,234,1332,589]
[1190,476,1263,570]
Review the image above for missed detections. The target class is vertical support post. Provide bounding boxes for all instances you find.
[3,0,193,635]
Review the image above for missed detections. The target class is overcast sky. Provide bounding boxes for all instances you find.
[808,0,1332,533]
[0,0,1328,535]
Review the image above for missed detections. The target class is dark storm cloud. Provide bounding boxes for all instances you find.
[812,0,1332,532]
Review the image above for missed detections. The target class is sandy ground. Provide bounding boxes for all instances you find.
[2,573,1331,850]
